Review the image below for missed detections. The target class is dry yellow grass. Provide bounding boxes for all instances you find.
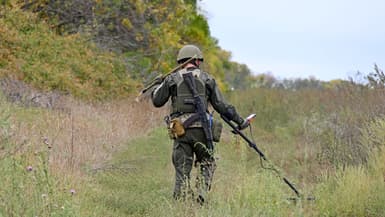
[8,96,167,176]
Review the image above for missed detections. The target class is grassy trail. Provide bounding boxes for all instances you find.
[80,123,385,217]
[82,128,309,217]
[2,94,385,216]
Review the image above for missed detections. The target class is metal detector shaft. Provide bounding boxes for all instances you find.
[221,115,301,198]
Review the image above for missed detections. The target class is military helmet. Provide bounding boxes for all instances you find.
[177,45,204,63]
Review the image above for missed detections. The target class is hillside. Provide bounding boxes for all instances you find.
[0,5,139,100]
[1,1,255,100]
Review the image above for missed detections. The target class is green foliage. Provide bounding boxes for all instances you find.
[229,77,385,168]
[228,88,291,132]
[15,0,254,92]
[361,117,385,151]
[226,81,385,216]
[82,128,299,217]
[249,74,327,90]
[0,5,137,99]
[224,62,253,90]
[184,14,210,43]
[315,150,385,217]
[0,0,10,6]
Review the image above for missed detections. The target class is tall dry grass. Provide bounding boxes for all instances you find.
[8,96,166,176]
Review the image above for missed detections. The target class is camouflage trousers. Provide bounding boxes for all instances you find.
[172,128,216,203]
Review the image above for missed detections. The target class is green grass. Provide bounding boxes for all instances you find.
[314,151,385,217]
[2,89,385,216]
[0,150,79,217]
[81,128,305,217]
[78,114,385,217]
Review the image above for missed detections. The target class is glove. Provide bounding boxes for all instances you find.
[237,119,250,131]
[153,75,164,85]
[231,118,249,134]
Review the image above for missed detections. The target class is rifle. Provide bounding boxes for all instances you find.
[183,72,214,152]
[136,55,197,101]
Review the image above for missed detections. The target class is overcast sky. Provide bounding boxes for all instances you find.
[199,0,385,81]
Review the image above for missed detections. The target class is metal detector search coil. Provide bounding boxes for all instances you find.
[245,113,256,122]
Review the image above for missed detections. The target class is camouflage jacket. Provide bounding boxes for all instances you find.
[152,67,244,126]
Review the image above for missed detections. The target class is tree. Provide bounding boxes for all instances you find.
[366,64,385,88]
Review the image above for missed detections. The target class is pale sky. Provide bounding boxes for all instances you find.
[199,0,385,81]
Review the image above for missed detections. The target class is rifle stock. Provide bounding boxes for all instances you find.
[136,55,197,101]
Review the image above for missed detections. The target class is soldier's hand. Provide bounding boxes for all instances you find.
[231,119,250,134]
[153,75,163,84]
[237,119,250,131]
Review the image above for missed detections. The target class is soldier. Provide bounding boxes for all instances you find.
[151,44,249,204]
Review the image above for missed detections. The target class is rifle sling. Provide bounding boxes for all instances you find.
[182,113,201,129]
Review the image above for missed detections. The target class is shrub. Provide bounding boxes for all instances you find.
[0,5,137,100]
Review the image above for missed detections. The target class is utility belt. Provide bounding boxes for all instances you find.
[165,112,222,142]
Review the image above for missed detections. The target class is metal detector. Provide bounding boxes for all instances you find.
[221,114,315,202]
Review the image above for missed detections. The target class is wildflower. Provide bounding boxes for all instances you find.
[26,166,33,172]
[43,137,52,149]
[70,189,76,195]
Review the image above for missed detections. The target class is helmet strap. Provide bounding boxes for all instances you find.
[178,58,200,68]
[192,59,200,67]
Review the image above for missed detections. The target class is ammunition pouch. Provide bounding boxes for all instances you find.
[211,119,223,142]
[168,118,185,139]
[169,113,223,142]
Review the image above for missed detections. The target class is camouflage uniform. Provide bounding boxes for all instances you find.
[152,69,244,202]
[151,45,245,203]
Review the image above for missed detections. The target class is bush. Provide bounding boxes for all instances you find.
[0,5,137,100]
